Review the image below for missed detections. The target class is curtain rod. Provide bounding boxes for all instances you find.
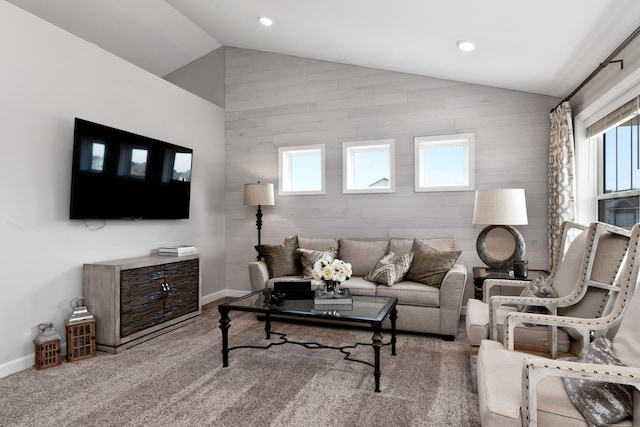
[551,24,640,113]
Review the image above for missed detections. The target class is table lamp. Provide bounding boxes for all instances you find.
[244,182,275,252]
[472,188,528,271]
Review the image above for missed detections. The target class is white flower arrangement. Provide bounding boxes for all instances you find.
[311,258,352,286]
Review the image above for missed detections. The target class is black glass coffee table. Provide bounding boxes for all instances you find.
[218,288,398,392]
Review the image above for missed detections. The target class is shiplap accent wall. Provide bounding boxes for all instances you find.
[225,47,559,303]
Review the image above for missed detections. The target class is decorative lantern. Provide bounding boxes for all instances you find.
[34,323,61,370]
[65,297,96,362]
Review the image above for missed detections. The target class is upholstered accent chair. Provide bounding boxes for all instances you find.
[467,221,631,390]
[477,223,640,426]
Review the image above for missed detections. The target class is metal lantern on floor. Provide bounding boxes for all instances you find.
[65,297,96,362]
[34,323,62,370]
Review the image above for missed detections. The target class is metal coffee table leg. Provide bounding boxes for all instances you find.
[371,326,382,393]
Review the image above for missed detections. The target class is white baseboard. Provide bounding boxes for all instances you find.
[201,289,250,306]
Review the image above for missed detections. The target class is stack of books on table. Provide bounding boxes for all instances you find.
[314,288,353,309]
[158,245,198,256]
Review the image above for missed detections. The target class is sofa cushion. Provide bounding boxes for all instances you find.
[405,239,461,287]
[258,235,301,278]
[562,336,633,426]
[296,248,336,278]
[364,251,414,286]
[338,239,389,277]
[389,237,455,255]
[375,280,439,307]
[338,276,378,296]
[298,237,339,252]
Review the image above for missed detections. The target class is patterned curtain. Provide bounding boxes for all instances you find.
[548,101,576,270]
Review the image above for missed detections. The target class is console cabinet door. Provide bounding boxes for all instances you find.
[164,259,199,321]
[120,265,166,337]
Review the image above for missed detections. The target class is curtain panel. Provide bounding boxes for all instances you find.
[548,101,576,270]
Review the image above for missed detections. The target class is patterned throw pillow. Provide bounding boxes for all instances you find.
[517,275,557,314]
[297,248,336,278]
[405,239,461,287]
[562,336,633,426]
[256,235,301,278]
[365,251,414,286]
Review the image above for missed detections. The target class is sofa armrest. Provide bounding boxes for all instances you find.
[248,260,269,292]
[438,261,467,336]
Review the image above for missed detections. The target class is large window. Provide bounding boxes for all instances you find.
[342,139,395,194]
[278,144,325,195]
[414,133,474,192]
[591,98,640,227]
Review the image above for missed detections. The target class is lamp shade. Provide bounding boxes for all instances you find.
[243,183,275,206]
[472,188,528,225]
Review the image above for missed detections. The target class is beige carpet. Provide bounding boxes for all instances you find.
[1,301,480,426]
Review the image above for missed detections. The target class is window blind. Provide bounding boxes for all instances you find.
[587,96,640,138]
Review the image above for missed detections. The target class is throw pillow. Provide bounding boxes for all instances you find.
[405,239,461,287]
[257,235,301,278]
[517,275,558,314]
[365,251,414,286]
[562,336,633,426]
[297,248,336,278]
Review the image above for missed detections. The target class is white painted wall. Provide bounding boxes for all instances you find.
[224,48,559,300]
[0,3,225,376]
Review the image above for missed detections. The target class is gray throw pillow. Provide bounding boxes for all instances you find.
[517,275,557,314]
[257,235,301,278]
[365,251,414,286]
[562,336,633,426]
[405,239,460,288]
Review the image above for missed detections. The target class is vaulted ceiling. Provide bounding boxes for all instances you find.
[8,0,640,97]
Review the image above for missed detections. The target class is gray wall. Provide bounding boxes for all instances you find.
[224,47,559,304]
[164,47,226,108]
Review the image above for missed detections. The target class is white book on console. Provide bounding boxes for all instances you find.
[158,245,198,256]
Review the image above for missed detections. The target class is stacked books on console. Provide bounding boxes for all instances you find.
[314,288,353,310]
[158,245,198,256]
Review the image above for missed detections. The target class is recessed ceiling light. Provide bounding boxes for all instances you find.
[259,16,273,26]
[457,40,476,52]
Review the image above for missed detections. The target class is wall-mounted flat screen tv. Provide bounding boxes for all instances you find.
[70,118,193,220]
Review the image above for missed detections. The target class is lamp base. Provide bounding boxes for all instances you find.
[476,225,525,271]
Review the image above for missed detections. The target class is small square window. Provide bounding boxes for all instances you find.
[278,145,325,195]
[414,133,475,192]
[343,140,395,194]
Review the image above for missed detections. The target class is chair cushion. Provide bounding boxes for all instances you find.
[465,300,572,353]
[478,339,590,426]
[466,299,490,346]
[338,276,377,296]
[338,239,389,276]
[257,235,301,278]
[562,336,633,426]
[364,251,414,286]
[551,229,588,296]
[405,239,461,287]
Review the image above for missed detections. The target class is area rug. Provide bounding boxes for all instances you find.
[0,302,480,426]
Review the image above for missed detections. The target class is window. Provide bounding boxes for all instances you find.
[278,145,325,195]
[414,133,474,192]
[79,139,105,172]
[593,111,640,227]
[342,139,395,194]
[117,146,148,179]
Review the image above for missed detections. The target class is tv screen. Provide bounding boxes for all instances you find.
[70,118,193,220]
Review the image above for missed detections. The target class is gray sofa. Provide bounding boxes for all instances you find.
[248,236,467,338]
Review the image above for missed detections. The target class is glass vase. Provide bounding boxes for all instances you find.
[323,280,340,294]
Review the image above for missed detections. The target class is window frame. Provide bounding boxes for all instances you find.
[278,144,325,196]
[414,133,475,192]
[342,139,395,194]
